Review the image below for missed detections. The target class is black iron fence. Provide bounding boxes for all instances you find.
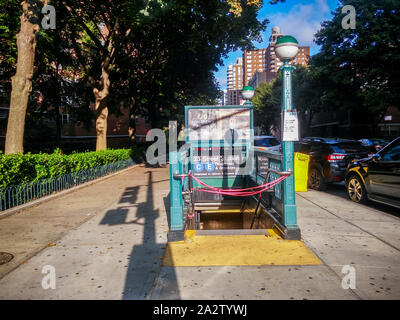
[0,158,136,211]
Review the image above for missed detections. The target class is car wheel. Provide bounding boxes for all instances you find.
[308,168,327,191]
[346,175,367,204]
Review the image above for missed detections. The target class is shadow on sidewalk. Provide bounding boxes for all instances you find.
[163,193,171,229]
[99,170,180,299]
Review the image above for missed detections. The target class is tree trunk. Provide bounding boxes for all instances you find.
[95,100,108,150]
[5,2,40,154]
[93,64,110,151]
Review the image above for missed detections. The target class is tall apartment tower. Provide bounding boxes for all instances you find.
[227,57,243,90]
[242,48,267,87]
[226,58,243,105]
[265,26,310,74]
[222,89,228,105]
[265,26,284,73]
[246,26,310,88]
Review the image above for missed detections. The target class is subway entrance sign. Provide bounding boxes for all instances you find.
[192,147,246,177]
[168,104,301,242]
[187,107,252,179]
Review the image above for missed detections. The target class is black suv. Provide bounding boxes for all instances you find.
[295,137,372,190]
[345,136,400,209]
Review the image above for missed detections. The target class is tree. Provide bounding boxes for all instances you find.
[61,0,137,150]
[30,13,93,147]
[0,0,21,108]
[124,0,268,130]
[4,0,50,154]
[252,65,323,136]
[3,0,159,152]
[60,0,270,149]
[2,0,281,153]
[312,0,400,135]
[290,65,324,135]
[252,80,280,133]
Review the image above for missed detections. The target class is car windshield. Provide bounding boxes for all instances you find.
[254,137,280,147]
[380,139,400,161]
[330,142,369,153]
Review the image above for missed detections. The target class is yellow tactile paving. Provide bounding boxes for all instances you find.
[163,230,322,267]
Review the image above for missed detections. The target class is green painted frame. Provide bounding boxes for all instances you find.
[185,105,254,189]
[169,102,300,241]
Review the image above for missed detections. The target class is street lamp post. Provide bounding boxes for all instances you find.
[241,85,255,178]
[275,35,301,239]
[241,86,255,105]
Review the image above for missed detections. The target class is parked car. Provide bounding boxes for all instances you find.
[358,138,390,152]
[254,135,281,152]
[345,136,400,209]
[295,137,372,190]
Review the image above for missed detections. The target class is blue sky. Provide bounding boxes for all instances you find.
[214,0,341,89]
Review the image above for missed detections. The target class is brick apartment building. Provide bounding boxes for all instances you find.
[246,26,310,89]
[226,58,244,105]
[227,90,244,105]
[227,57,243,91]
[242,48,268,87]
[224,26,310,105]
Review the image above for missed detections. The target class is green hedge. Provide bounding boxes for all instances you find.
[0,148,143,188]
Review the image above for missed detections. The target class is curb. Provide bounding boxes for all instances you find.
[0,163,142,220]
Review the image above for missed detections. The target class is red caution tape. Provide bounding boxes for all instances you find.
[189,173,289,197]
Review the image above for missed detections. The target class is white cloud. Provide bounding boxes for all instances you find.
[267,0,332,48]
[317,0,330,13]
[216,76,227,88]
[215,0,337,89]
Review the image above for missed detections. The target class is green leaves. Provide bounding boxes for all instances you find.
[0,0,21,65]
[252,79,280,133]
[252,66,321,135]
[312,0,400,117]
[0,148,136,188]
[1,0,273,150]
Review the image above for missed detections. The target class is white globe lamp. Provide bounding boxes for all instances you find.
[275,35,299,61]
[241,86,255,105]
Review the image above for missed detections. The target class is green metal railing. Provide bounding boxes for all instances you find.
[251,148,284,224]
[250,148,301,239]
[0,158,136,211]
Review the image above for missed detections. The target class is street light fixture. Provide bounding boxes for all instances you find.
[275,35,299,61]
[274,34,301,239]
[275,35,298,113]
[241,86,255,105]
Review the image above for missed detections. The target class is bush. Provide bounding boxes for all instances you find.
[0,148,139,188]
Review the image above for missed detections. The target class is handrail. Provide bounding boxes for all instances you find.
[173,168,292,180]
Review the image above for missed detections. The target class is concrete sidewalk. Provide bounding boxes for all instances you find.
[0,165,399,299]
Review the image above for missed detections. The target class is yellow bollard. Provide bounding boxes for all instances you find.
[294,152,310,192]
